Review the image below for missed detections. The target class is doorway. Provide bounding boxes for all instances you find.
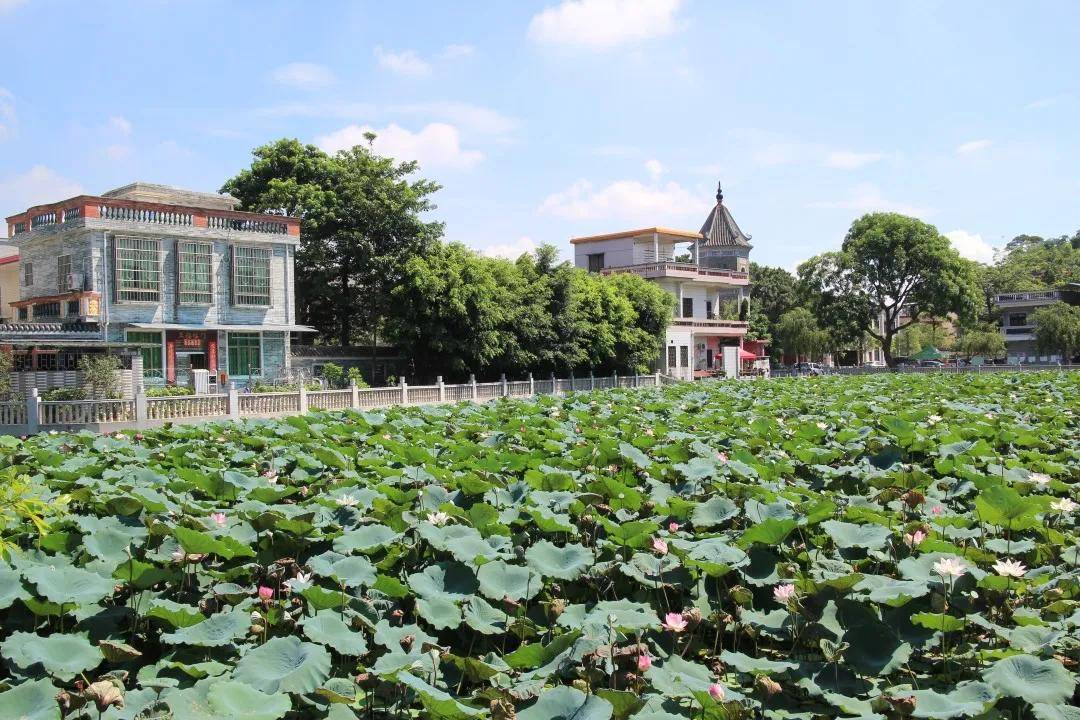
[175,351,206,387]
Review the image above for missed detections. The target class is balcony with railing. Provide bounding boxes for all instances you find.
[670,316,749,334]
[995,290,1062,307]
[601,262,749,285]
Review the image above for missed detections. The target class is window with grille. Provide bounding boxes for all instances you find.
[228,332,262,376]
[17,307,28,321]
[126,331,163,380]
[231,245,271,306]
[114,237,161,302]
[34,302,61,319]
[57,255,72,292]
[22,262,32,286]
[66,300,80,316]
[587,253,605,272]
[178,241,213,304]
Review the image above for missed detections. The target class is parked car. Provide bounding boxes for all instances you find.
[918,360,944,367]
[793,362,827,376]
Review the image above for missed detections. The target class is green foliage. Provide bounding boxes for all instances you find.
[146,385,195,397]
[774,307,829,359]
[0,372,1076,719]
[345,366,369,388]
[320,362,344,387]
[39,387,86,401]
[1032,302,1080,360]
[957,324,1007,360]
[77,354,121,399]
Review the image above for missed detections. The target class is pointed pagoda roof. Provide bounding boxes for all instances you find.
[699,182,751,248]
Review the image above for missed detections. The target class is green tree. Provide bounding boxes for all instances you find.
[1031,302,1080,362]
[747,263,797,348]
[774,307,829,361]
[891,323,927,359]
[221,138,443,374]
[79,355,121,399]
[320,362,343,388]
[956,325,1006,361]
[796,251,876,356]
[810,213,981,367]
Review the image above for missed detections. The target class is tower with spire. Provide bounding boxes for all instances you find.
[695,181,752,273]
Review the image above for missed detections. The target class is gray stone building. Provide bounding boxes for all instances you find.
[995,283,1080,363]
[3,182,312,389]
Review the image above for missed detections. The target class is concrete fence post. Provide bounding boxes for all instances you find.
[437,376,445,402]
[470,374,478,401]
[26,388,40,434]
[298,384,308,414]
[350,379,360,408]
[569,371,575,393]
[134,386,147,429]
[590,371,595,391]
[501,373,508,397]
[400,377,408,404]
[655,370,661,387]
[227,382,240,420]
[528,372,535,396]
[613,371,618,388]
[550,372,557,396]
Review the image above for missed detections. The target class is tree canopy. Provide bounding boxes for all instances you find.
[773,307,829,361]
[1032,302,1080,362]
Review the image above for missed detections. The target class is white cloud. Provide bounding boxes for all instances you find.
[374,47,430,76]
[268,62,336,90]
[441,44,475,60]
[804,183,926,217]
[0,165,84,217]
[389,102,518,142]
[825,150,887,170]
[538,178,700,221]
[316,122,483,169]
[945,229,995,264]
[644,159,664,180]
[107,115,132,136]
[0,88,14,141]
[481,236,538,260]
[528,0,682,49]
[956,139,992,155]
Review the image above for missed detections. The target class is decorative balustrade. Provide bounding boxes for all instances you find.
[508,381,532,397]
[356,387,403,408]
[31,212,57,229]
[407,386,441,404]
[99,204,194,226]
[207,216,288,234]
[475,383,502,400]
[0,403,27,425]
[995,290,1062,305]
[444,385,474,402]
[238,392,300,416]
[147,395,227,419]
[308,390,353,411]
[40,400,134,425]
[63,206,84,222]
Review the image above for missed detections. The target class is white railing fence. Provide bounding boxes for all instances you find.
[5,372,663,435]
[770,364,1080,378]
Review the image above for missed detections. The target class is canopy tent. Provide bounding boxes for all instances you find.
[911,346,946,360]
[738,348,757,361]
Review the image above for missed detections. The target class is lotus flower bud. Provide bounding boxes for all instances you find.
[580,515,594,526]
[400,634,415,651]
[356,672,377,689]
[756,676,781,696]
[571,679,589,694]
[550,598,566,617]
[503,597,521,613]
[250,624,264,634]
[902,490,925,508]
[729,585,753,607]
[684,607,702,626]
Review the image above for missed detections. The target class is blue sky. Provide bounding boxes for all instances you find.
[1,0,1077,269]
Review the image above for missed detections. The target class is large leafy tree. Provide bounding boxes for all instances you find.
[956,324,1006,361]
[796,251,876,354]
[774,307,829,361]
[1032,302,1080,362]
[806,213,981,367]
[221,138,443,367]
[748,263,797,330]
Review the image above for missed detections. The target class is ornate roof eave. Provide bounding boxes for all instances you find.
[698,182,752,249]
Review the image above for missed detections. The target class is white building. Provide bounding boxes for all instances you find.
[572,184,752,379]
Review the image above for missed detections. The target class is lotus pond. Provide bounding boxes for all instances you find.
[0,372,1078,720]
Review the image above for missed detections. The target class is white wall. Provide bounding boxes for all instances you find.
[572,239,637,269]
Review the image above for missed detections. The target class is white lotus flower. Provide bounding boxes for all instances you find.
[284,571,313,593]
[336,494,360,507]
[171,549,186,563]
[992,559,1026,578]
[1050,497,1077,514]
[927,414,943,425]
[1028,472,1051,487]
[426,511,451,526]
[932,557,967,578]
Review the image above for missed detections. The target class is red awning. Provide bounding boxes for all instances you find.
[739,348,757,361]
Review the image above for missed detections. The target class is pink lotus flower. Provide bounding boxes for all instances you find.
[668,522,680,533]
[708,683,726,701]
[637,654,652,671]
[652,537,669,556]
[210,512,226,527]
[258,586,274,601]
[717,452,729,462]
[662,612,688,632]
[903,530,926,547]
[773,583,796,604]
[930,506,944,516]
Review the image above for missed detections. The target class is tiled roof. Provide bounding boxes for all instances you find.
[699,183,751,248]
[0,322,100,340]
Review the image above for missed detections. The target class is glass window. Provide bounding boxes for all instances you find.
[587,253,604,272]
[22,262,32,286]
[17,307,28,321]
[115,236,161,302]
[178,241,213,304]
[66,299,80,316]
[679,345,689,367]
[232,245,271,306]
[126,331,163,382]
[57,255,72,292]
[34,302,61,319]
[682,298,693,317]
[228,332,262,376]
[1009,313,1027,327]
[667,346,677,368]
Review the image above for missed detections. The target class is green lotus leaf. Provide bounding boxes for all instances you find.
[145,598,206,628]
[417,524,506,564]
[911,612,966,632]
[557,599,660,633]
[975,485,1037,528]
[232,636,332,694]
[22,564,115,606]
[644,655,715,698]
[519,686,613,720]
[462,595,509,635]
[0,565,29,609]
[417,595,464,631]
[395,671,484,719]
[983,654,1075,705]
[372,620,437,653]
[821,520,892,550]
[737,518,798,547]
[407,561,479,599]
[173,526,255,560]
[0,631,102,681]
[167,678,292,720]
[719,650,796,674]
[691,496,739,528]
[900,680,996,719]
[1031,704,1080,720]
[476,560,542,601]
[161,608,250,647]
[854,575,929,606]
[619,442,652,469]
[525,540,594,581]
[0,678,60,720]
[300,610,370,656]
[333,524,401,554]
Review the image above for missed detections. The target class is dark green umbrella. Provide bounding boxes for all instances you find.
[911,346,946,360]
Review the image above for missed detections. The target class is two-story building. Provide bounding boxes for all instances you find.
[572,184,752,379]
[3,182,313,390]
[995,284,1080,363]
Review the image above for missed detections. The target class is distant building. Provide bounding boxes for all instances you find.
[995,284,1080,363]
[572,183,751,379]
[0,252,18,323]
[3,182,313,391]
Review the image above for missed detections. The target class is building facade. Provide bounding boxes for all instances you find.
[572,184,752,380]
[0,253,18,323]
[4,183,312,389]
[995,284,1080,363]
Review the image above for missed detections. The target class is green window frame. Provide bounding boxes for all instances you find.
[114,236,161,302]
[228,332,261,377]
[126,331,163,381]
[178,241,213,304]
[231,245,271,306]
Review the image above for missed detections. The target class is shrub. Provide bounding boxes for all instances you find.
[321,362,344,387]
[145,385,195,397]
[78,354,121,399]
[346,366,369,388]
[40,386,87,401]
